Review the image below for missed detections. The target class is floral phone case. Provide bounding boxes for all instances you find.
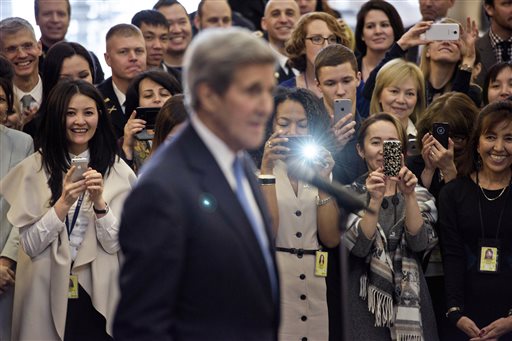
[383,140,401,177]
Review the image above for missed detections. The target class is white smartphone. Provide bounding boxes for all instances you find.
[333,99,352,125]
[424,23,460,41]
[70,157,89,182]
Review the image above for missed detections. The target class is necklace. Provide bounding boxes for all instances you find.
[479,186,507,201]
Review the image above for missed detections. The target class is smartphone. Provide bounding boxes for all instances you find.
[281,135,314,157]
[70,157,88,182]
[407,137,420,156]
[333,99,352,125]
[135,107,160,130]
[433,122,450,149]
[383,140,402,177]
[425,23,460,41]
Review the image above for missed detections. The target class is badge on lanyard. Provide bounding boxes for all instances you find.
[478,239,500,274]
[68,275,79,299]
[315,251,328,277]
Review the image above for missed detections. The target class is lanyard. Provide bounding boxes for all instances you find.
[65,193,84,238]
[476,172,511,240]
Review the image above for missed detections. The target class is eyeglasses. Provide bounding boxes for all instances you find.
[3,42,36,55]
[305,35,339,45]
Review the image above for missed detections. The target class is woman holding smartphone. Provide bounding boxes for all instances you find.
[440,100,512,340]
[342,113,438,340]
[259,87,339,341]
[0,80,136,341]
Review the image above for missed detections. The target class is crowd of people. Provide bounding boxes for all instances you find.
[0,0,511,340]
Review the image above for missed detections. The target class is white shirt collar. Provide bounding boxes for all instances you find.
[13,75,43,106]
[112,80,126,114]
[268,43,299,76]
[407,118,417,137]
[190,112,241,190]
[69,149,90,160]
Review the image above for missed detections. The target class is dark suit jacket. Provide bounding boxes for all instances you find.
[114,123,279,341]
[97,77,126,140]
[475,32,497,87]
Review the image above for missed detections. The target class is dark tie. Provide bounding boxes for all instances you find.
[20,94,36,111]
[285,59,294,76]
[232,155,277,301]
[499,41,511,62]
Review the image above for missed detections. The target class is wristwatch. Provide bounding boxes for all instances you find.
[93,202,109,214]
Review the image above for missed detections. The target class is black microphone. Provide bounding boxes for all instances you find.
[288,161,372,215]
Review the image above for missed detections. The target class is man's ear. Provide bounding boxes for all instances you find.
[194,14,201,31]
[196,82,221,113]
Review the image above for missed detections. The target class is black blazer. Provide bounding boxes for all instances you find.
[475,32,497,87]
[97,77,126,140]
[114,123,280,341]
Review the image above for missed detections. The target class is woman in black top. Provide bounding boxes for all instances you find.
[439,100,512,340]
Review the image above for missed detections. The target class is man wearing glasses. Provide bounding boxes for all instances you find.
[0,17,43,133]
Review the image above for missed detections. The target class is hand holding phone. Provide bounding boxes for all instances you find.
[432,122,450,149]
[70,157,89,182]
[333,99,352,125]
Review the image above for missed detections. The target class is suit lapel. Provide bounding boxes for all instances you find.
[180,126,270,280]
[98,78,125,139]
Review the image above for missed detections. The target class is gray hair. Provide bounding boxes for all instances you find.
[0,17,37,44]
[183,27,276,111]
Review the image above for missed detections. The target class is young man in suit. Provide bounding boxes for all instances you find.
[261,0,300,84]
[97,24,146,139]
[476,0,512,86]
[114,27,279,341]
[131,10,170,70]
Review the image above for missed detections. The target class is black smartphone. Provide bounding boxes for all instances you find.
[281,135,314,156]
[333,99,352,125]
[433,122,450,149]
[407,138,420,156]
[383,140,402,177]
[135,107,160,130]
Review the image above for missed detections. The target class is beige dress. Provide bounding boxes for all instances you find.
[0,153,136,340]
[274,160,328,341]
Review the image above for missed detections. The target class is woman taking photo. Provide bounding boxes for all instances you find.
[0,80,136,341]
[260,87,338,341]
[281,12,347,97]
[369,58,426,138]
[440,100,512,340]
[342,113,438,341]
[121,70,182,172]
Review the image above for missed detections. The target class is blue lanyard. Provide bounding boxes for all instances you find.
[65,193,84,238]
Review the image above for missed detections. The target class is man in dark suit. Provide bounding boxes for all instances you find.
[475,0,512,87]
[97,24,146,139]
[114,27,279,341]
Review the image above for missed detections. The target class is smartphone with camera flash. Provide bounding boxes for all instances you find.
[383,140,402,177]
[333,99,352,125]
[425,23,460,41]
[433,122,450,149]
[70,157,89,182]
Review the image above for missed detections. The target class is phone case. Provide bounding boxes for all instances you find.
[383,141,402,177]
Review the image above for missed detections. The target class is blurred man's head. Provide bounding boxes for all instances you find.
[261,0,300,49]
[419,0,454,21]
[105,24,146,84]
[34,0,71,47]
[132,10,169,68]
[154,0,192,59]
[484,0,512,37]
[195,0,232,30]
[0,17,42,80]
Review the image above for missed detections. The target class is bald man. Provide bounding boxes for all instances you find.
[194,0,232,30]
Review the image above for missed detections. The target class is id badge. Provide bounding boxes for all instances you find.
[68,275,79,299]
[315,251,328,277]
[478,239,500,274]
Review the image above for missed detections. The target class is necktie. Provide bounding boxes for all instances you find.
[20,94,36,111]
[499,41,511,63]
[285,59,294,76]
[232,155,277,301]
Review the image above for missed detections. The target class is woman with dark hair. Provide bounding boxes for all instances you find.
[440,100,512,340]
[121,70,182,172]
[151,94,188,153]
[342,113,439,340]
[354,0,404,116]
[281,12,348,97]
[0,80,136,341]
[0,76,20,130]
[483,62,512,105]
[27,41,95,141]
[259,87,338,340]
